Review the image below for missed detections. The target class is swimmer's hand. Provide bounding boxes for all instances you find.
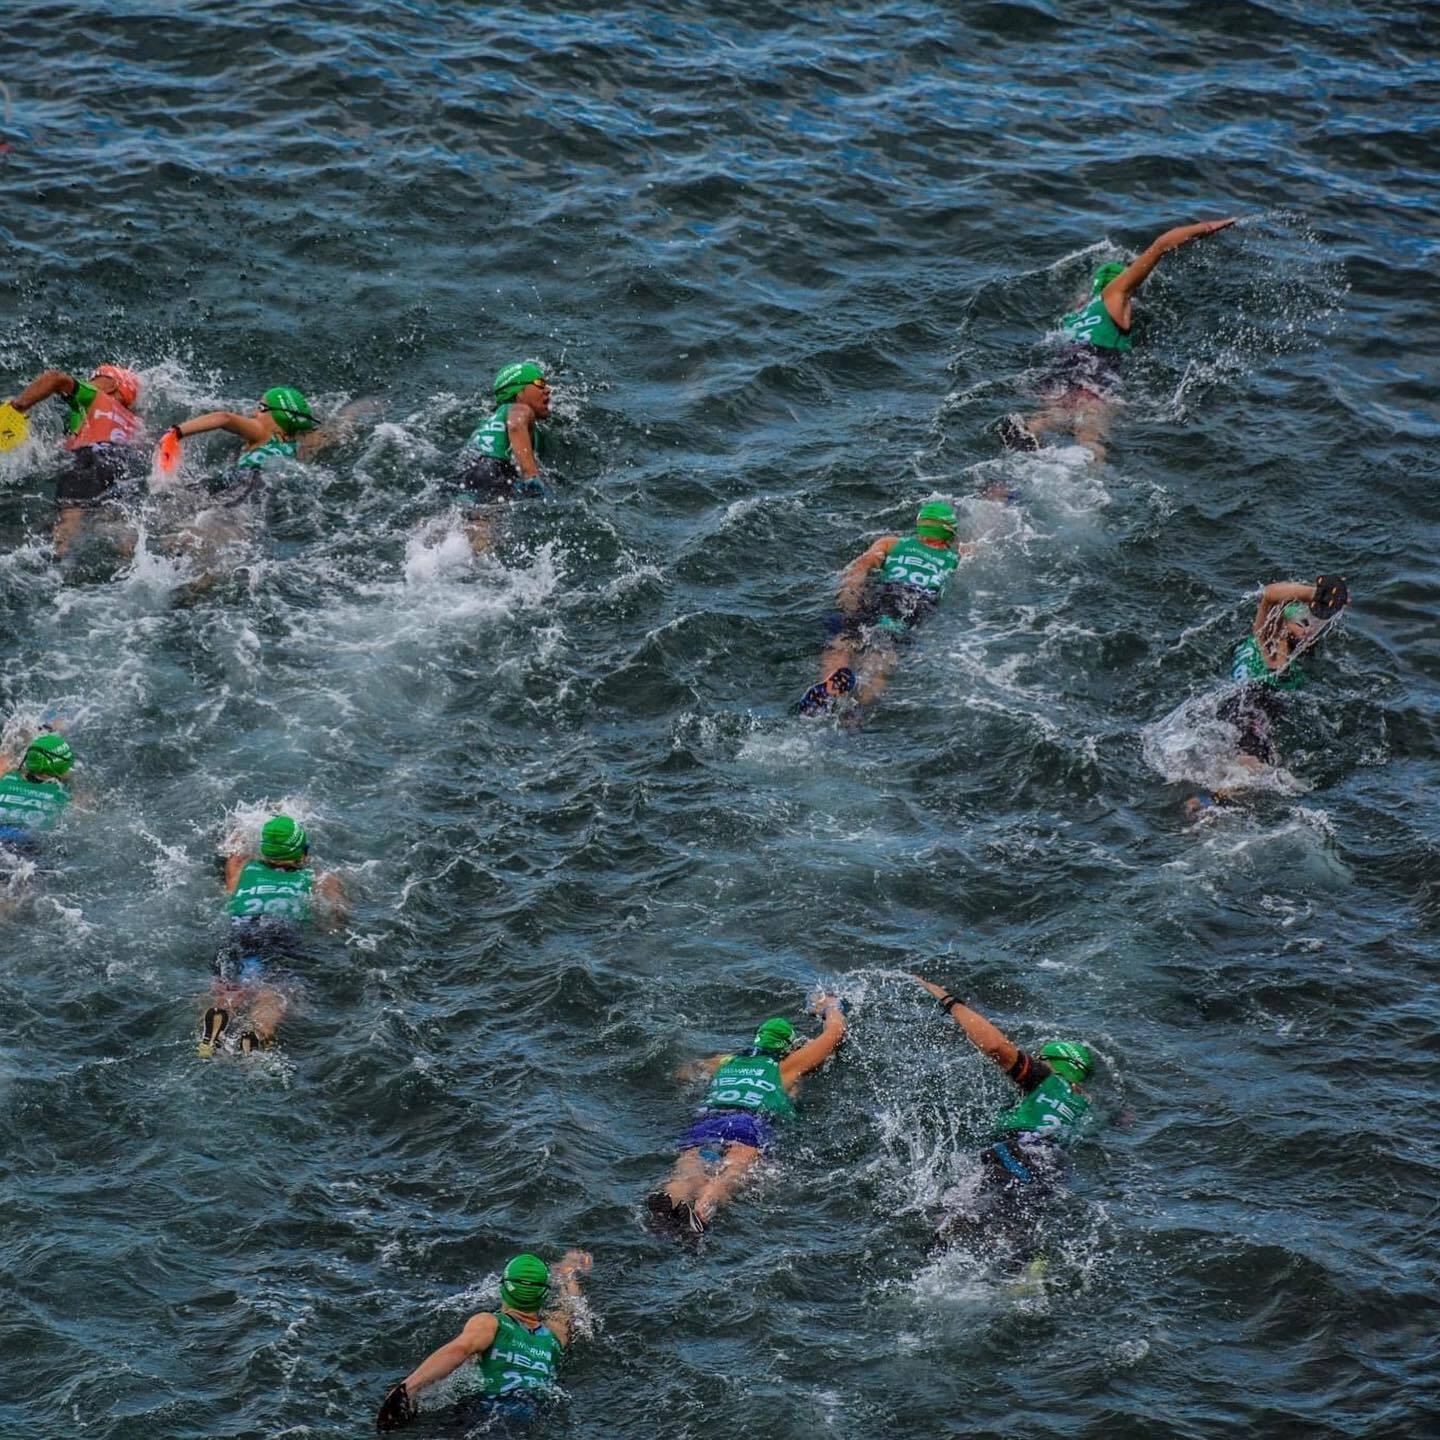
[555,1249,592,1280]
[1200,217,1238,235]
[376,1380,416,1432]
[808,991,846,1019]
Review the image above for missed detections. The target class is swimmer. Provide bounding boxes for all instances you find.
[7,364,145,557]
[645,994,847,1239]
[797,501,973,717]
[1193,574,1350,809]
[453,361,552,552]
[376,1250,592,1431]
[199,814,346,1056]
[161,385,321,498]
[0,732,75,916]
[998,217,1236,463]
[912,974,1096,1258]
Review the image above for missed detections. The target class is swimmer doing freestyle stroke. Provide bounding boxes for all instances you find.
[998,216,1236,463]
[646,993,847,1240]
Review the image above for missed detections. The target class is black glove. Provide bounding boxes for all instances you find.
[376,1381,416,1433]
[1311,575,1349,620]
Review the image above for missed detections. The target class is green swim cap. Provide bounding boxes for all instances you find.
[261,386,317,435]
[1281,602,1311,623]
[915,500,957,542]
[1039,1040,1094,1085]
[260,814,308,863]
[1092,262,1127,295]
[753,1017,795,1055]
[22,732,74,779]
[500,1253,551,1311]
[494,361,546,404]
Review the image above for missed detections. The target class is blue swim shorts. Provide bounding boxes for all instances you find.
[677,1110,776,1155]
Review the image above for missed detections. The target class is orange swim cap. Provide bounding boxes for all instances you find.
[91,365,140,408]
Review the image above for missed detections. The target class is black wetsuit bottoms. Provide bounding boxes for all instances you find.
[55,444,143,509]
[1217,685,1286,766]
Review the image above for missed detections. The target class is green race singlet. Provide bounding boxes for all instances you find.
[1231,634,1305,690]
[464,404,515,463]
[878,536,959,594]
[702,1051,797,1121]
[474,1312,563,1397]
[225,861,314,923]
[993,1073,1091,1146]
[1060,294,1133,353]
[0,773,70,833]
[235,435,301,472]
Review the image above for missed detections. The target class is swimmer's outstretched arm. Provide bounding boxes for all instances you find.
[168,411,271,445]
[676,1053,728,1083]
[11,370,78,411]
[1110,217,1237,300]
[837,536,899,613]
[539,1249,592,1346]
[912,974,1020,1072]
[779,994,848,1086]
[395,1310,501,1403]
[1253,580,1318,640]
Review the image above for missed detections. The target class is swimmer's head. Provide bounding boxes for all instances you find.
[1092,262,1126,296]
[91,365,140,408]
[500,1253,551,1312]
[752,1017,796,1056]
[1039,1040,1093,1085]
[493,361,549,414]
[915,500,957,543]
[260,814,308,863]
[22,732,74,780]
[260,386,317,436]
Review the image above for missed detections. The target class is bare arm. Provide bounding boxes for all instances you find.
[676,1053,727,1084]
[172,411,271,445]
[401,1311,498,1396]
[1252,580,1316,646]
[912,974,1019,1073]
[13,370,77,412]
[540,1249,592,1347]
[507,402,541,478]
[1103,217,1237,326]
[315,870,348,925]
[837,536,899,613]
[779,995,848,1087]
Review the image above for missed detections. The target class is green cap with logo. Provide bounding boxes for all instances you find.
[753,1017,795,1055]
[261,386,317,436]
[260,814,308,863]
[22,732,74,779]
[916,500,957,542]
[494,362,545,404]
[1039,1040,1093,1085]
[500,1253,551,1311]
[1092,262,1126,295]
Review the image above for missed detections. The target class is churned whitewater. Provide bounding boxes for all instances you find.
[2,3,1437,1438]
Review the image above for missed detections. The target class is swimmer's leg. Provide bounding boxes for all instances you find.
[853,642,899,707]
[245,984,287,1046]
[1073,400,1111,463]
[655,1148,709,1209]
[464,512,495,555]
[692,1141,762,1224]
[52,505,86,560]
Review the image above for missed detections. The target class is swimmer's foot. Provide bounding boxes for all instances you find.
[796,666,856,717]
[644,1191,683,1235]
[996,414,1040,453]
[236,1029,268,1056]
[198,1006,230,1058]
[673,1200,708,1245]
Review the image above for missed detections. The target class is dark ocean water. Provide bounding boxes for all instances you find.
[2,2,1438,1437]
